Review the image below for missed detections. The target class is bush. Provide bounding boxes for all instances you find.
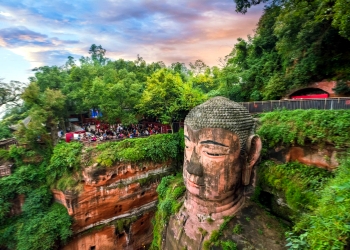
[46,141,83,186]
[258,161,332,211]
[150,173,185,249]
[0,202,72,250]
[258,109,350,149]
[16,203,72,250]
[95,133,183,167]
[287,157,350,249]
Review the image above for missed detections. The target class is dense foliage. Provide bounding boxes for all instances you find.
[0,131,184,249]
[286,157,350,249]
[0,146,73,249]
[229,0,350,101]
[92,132,183,167]
[258,109,350,149]
[150,173,186,250]
[3,0,350,141]
[0,0,349,248]
[258,161,332,212]
[47,142,83,191]
[256,109,350,249]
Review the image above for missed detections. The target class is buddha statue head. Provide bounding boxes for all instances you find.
[183,96,262,218]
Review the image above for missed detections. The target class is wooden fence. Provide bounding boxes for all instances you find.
[240,98,350,113]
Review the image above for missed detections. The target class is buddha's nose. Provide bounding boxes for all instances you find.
[187,149,203,177]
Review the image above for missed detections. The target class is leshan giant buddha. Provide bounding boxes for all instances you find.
[183,96,262,218]
[165,97,268,250]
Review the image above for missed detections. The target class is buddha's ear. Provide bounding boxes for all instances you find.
[242,135,262,185]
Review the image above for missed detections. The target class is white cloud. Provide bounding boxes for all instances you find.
[0,11,12,17]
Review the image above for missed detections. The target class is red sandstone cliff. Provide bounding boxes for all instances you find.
[267,143,342,170]
[53,160,175,250]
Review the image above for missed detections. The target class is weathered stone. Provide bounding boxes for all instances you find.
[62,210,155,250]
[166,200,287,250]
[268,143,341,170]
[53,160,175,249]
[165,96,269,249]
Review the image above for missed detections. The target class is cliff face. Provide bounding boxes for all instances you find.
[62,211,155,250]
[267,143,341,170]
[53,160,174,249]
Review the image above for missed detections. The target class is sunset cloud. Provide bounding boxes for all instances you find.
[0,0,263,82]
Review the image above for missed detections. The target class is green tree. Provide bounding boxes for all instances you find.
[137,68,207,127]
[227,0,350,100]
[137,68,184,126]
[190,67,220,94]
[20,82,66,146]
[0,123,12,140]
[233,0,270,14]
[84,68,142,124]
[0,79,25,107]
[31,66,68,92]
[318,0,350,40]
[89,44,107,65]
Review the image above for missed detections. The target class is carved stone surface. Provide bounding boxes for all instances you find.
[53,160,175,249]
[183,97,261,220]
[62,210,154,250]
[184,96,255,152]
[165,96,275,249]
[165,200,286,250]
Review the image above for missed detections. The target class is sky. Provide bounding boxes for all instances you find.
[0,0,263,84]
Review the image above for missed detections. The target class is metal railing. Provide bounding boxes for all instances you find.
[240,98,350,113]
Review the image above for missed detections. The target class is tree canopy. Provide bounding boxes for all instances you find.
[226,0,350,100]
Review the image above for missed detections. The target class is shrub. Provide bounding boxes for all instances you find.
[95,133,183,167]
[258,109,350,149]
[258,161,332,211]
[232,224,242,234]
[150,173,185,249]
[46,141,83,186]
[287,157,350,249]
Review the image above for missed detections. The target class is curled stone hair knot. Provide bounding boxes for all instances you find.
[184,96,254,152]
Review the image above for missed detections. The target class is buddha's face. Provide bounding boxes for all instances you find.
[183,125,242,201]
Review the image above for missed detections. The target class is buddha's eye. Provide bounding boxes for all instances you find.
[203,150,228,157]
[206,152,223,156]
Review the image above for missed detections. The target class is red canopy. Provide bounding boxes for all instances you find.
[291,94,328,99]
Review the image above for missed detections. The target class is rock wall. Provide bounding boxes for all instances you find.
[62,211,155,250]
[267,143,342,170]
[165,200,286,250]
[54,160,175,249]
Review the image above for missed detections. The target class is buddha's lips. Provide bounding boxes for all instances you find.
[185,171,204,187]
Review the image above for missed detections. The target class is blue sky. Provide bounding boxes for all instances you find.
[0,0,262,83]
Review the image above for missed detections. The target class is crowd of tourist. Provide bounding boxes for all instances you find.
[69,123,163,143]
